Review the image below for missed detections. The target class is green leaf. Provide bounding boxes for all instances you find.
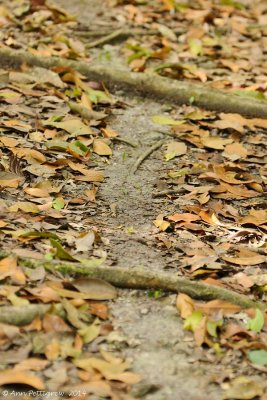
[184,311,203,332]
[20,231,59,240]
[247,309,265,333]
[78,320,101,343]
[152,115,185,125]
[207,319,223,338]
[188,38,203,56]
[52,197,65,210]
[233,90,267,102]
[50,238,78,261]
[165,151,177,161]
[168,168,189,178]
[45,140,69,151]
[86,88,111,104]
[248,350,267,366]
[68,140,90,157]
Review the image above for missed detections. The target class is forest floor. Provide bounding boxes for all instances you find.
[0,0,266,399]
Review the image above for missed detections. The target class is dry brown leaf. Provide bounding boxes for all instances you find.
[194,315,207,346]
[12,148,46,163]
[14,358,49,372]
[213,165,252,185]
[89,303,109,320]
[84,188,97,202]
[239,209,267,226]
[101,127,118,138]
[165,141,187,158]
[201,136,233,150]
[45,339,60,361]
[0,137,19,147]
[9,201,40,213]
[93,139,112,156]
[221,182,260,198]
[223,142,248,160]
[71,278,117,300]
[222,252,266,266]
[24,187,50,197]
[168,213,200,223]
[0,369,45,389]
[74,172,104,183]
[195,300,241,316]
[43,314,71,333]
[176,293,194,318]
[0,257,26,285]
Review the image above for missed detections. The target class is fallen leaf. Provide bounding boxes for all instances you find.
[201,136,233,150]
[152,115,185,125]
[222,376,263,400]
[75,231,95,252]
[45,118,92,136]
[176,293,194,318]
[71,278,117,300]
[93,139,112,156]
[165,141,187,160]
[0,369,45,389]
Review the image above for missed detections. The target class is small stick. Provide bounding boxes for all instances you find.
[153,187,187,197]
[112,136,137,147]
[131,139,165,174]
[85,29,124,49]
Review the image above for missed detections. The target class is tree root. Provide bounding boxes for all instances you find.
[131,139,165,174]
[1,48,267,118]
[17,257,265,310]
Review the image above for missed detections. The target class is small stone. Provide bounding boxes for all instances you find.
[140,308,149,315]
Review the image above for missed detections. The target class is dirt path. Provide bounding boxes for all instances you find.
[97,101,221,400]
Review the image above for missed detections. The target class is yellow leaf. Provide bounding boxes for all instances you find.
[176,293,194,319]
[0,369,45,389]
[9,202,40,213]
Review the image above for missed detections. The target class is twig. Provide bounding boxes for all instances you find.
[1,48,267,117]
[112,136,137,147]
[131,139,165,174]
[16,257,266,310]
[85,29,124,48]
[153,187,187,197]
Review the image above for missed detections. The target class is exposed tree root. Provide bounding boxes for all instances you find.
[1,48,267,118]
[131,139,165,174]
[17,257,266,310]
